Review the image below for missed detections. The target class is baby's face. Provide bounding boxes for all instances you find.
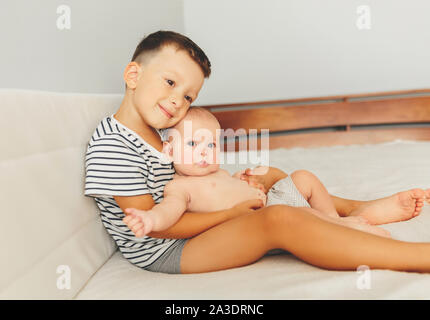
[131,45,205,129]
[165,117,221,176]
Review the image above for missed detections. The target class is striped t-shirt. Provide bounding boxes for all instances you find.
[84,115,180,269]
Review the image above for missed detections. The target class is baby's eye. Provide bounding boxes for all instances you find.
[187,140,196,147]
[185,95,192,103]
[208,142,216,148]
[166,79,174,86]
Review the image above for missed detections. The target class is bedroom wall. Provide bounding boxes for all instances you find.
[184,0,430,105]
[1,0,428,102]
[0,0,184,93]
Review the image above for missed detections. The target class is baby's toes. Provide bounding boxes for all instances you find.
[414,203,423,216]
[354,216,369,224]
[373,226,391,238]
[426,189,430,203]
[382,229,391,238]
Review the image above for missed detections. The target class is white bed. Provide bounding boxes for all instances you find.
[2,89,429,300]
[76,140,430,299]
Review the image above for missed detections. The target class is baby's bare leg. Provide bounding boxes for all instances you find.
[290,170,339,218]
[180,205,430,274]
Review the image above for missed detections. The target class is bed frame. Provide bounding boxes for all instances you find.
[198,89,430,151]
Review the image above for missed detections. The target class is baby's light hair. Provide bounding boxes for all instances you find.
[165,107,220,142]
[183,107,219,124]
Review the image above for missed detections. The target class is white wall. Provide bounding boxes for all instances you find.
[184,0,430,105]
[2,0,429,99]
[0,0,184,93]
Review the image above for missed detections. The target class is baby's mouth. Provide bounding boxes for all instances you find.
[196,160,209,168]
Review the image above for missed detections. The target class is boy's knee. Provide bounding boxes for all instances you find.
[262,205,301,229]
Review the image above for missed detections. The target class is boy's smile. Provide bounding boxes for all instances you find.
[114,44,206,145]
[158,103,174,119]
[132,45,205,129]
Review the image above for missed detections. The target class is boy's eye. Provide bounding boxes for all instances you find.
[185,95,192,103]
[187,141,196,147]
[166,79,174,86]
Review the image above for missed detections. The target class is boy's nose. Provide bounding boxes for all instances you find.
[170,96,183,109]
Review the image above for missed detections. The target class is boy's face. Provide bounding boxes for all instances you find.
[129,45,205,129]
[165,117,221,177]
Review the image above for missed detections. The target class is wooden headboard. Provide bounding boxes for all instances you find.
[197,89,430,150]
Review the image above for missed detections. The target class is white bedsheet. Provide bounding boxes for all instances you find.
[76,140,430,299]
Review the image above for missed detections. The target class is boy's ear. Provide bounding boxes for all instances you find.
[123,62,141,89]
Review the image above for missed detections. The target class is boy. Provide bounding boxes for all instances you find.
[123,107,390,239]
[85,30,430,274]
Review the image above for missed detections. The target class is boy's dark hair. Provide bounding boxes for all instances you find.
[132,30,211,78]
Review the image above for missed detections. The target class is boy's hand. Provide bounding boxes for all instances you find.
[228,199,265,219]
[122,208,155,237]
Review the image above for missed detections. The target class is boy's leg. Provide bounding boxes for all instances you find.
[180,204,430,274]
[290,170,339,218]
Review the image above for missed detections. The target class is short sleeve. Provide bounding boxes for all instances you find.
[84,136,150,198]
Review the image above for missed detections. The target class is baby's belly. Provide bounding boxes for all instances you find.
[189,181,267,212]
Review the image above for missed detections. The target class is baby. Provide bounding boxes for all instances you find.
[123,107,390,238]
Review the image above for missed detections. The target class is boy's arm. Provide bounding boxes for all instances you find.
[115,195,264,239]
[148,198,264,239]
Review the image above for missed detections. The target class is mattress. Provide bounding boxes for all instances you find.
[75,139,430,299]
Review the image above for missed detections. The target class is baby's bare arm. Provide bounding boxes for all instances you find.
[122,181,190,237]
[149,181,190,231]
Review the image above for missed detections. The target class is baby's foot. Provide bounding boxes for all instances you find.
[342,219,391,238]
[351,188,427,225]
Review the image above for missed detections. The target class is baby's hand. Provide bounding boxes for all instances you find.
[239,166,288,193]
[122,208,155,238]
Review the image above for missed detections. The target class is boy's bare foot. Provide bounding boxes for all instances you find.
[342,219,391,238]
[350,188,427,225]
[341,216,369,225]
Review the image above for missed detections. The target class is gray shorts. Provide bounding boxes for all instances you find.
[144,238,188,274]
[144,175,310,272]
